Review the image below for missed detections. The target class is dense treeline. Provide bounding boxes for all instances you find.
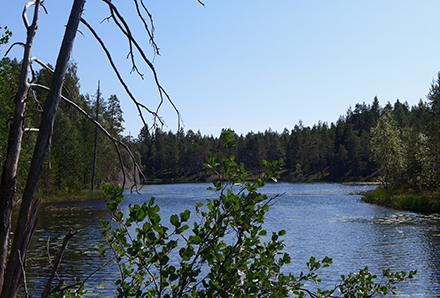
[0,58,128,197]
[133,96,434,185]
[2,57,440,195]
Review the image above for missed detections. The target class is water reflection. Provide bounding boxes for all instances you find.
[22,201,116,297]
[20,183,440,297]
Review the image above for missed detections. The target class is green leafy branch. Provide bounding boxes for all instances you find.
[97,129,415,298]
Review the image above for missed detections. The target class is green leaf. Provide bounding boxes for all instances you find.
[180,209,191,222]
[170,214,180,227]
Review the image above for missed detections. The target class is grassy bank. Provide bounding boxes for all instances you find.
[362,187,440,214]
[38,188,107,203]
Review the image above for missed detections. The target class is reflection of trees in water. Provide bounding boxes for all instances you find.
[22,202,117,297]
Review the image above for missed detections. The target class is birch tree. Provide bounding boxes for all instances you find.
[370,109,407,188]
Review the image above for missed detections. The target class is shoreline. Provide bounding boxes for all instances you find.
[361,187,440,214]
[36,180,380,203]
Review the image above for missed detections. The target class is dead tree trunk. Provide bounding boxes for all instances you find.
[0,1,86,297]
[91,80,100,191]
[0,0,43,294]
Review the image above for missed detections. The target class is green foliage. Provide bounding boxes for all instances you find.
[0,26,12,47]
[48,277,86,297]
[33,63,127,196]
[363,187,440,214]
[100,130,415,298]
[368,74,440,192]
[331,267,417,297]
[427,73,440,188]
[0,58,19,162]
[133,99,388,182]
[370,109,407,188]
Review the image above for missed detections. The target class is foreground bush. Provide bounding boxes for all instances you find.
[98,130,415,298]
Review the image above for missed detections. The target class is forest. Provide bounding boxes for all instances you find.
[0,4,427,297]
[2,57,440,196]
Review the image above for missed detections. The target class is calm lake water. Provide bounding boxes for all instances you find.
[23,182,440,297]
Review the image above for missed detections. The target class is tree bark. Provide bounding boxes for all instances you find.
[0,1,42,294]
[0,1,86,297]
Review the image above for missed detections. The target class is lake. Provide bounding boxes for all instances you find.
[23,182,440,297]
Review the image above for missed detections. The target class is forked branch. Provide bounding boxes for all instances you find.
[96,1,183,131]
[133,0,159,56]
[80,18,163,130]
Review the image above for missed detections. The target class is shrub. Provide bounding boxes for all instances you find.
[100,130,415,298]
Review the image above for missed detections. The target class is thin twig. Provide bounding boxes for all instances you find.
[99,1,183,131]
[18,250,29,298]
[53,258,114,295]
[134,0,159,55]
[41,229,81,298]
[4,42,25,56]
[80,18,161,129]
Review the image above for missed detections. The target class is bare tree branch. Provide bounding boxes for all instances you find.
[54,258,113,296]
[24,128,39,132]
[17,251,28,298]
[133,0,159,56]
[1,1,85,296]
[80,18,162,130]
[22,1,36,29]
[31,51,145,189]
[4,42,25,56]
[0,0,44,294]
[99,0,183,131]
[45,237,60,282]
[30,83,146,189]
[22,1,47,29]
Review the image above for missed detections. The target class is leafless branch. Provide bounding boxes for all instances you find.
[24,128,39,132]
[45,238,58,280]
[29,56,144,189]
[30,83,146,189]
[30,57,63,111]
[27,60,44,111]
[29,88,44,112]
[22,1,47,29]
[133,0,159,55]
[17,250,28,298]
[98,1,183,131]
[41,230,112,297]
[105,4,143,78]
[22,1,35,29]
[73,258,114,294]
[4,42,25,56]
[80,18,161,129]
[31,56,52,71]
[40,2,48,15]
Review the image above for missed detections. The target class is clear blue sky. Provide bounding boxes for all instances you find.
[2,1,440,137]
